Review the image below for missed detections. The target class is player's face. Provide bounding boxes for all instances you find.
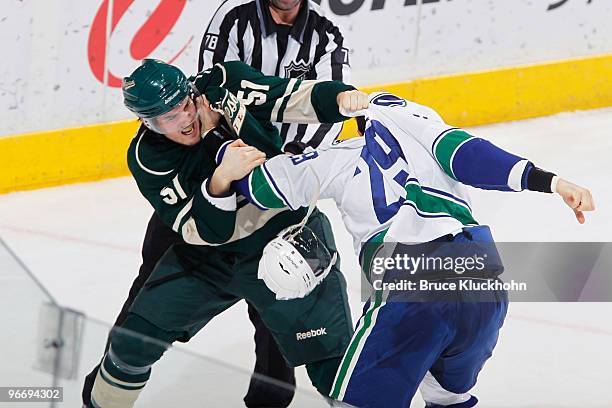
[269,0,301,11]
[143,96,200,145]
[160,94,222,146]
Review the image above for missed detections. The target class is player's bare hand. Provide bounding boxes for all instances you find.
[555,178,595,224]
[337,90,369,117]
[209,139,265,195]
[219,139,266,180]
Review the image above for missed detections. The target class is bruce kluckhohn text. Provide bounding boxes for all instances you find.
[371,278,527,293]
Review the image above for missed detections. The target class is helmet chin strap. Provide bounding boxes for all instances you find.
[281,166,336,273]
[289,167,338,270]
[284,165,321,240]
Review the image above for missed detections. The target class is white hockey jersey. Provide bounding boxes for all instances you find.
[232,93,531,259]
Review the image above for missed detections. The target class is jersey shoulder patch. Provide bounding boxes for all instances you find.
[370,92,407,107]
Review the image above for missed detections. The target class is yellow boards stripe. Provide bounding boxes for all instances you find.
[2,120,139,194]
[2,53,612,194]
[340,53,612,139]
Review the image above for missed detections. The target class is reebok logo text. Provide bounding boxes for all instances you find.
[296,327,327,340]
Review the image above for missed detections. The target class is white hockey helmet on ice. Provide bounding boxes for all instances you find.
[258,225,337,300]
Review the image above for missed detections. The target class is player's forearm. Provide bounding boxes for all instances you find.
[434,130,555,192]
[209,172,232,197]
[144,183,237,245]
[273,80,355,125]
[232,166,290,211]
[191,179,237,244]
[233,153,326,212]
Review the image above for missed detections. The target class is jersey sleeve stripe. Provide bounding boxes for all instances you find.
[172,198,194,232]
[430,127,459,157]
[420,185,473,213]
[200,179,237,211]
[433,129,473,179]
[213,63,228,87]
[238,172,267,210]
[261,162,296,211]
[249,166,287,209]
[279,80,319,123]
[271,78,298,122]
[507,159,529,191]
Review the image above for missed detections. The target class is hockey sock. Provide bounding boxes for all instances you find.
[90,349,151,408]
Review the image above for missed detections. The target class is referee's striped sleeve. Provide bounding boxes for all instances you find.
[309,14,350,147]
[198,1,241,70]
[312,16,350,82]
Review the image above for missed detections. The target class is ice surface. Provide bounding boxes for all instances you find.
[1,108,611,407]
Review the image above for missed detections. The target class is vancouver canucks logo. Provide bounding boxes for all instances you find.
[371,93,407,107]
[284,60,311,80]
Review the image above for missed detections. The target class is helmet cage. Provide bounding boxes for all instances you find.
[279,225,336,278]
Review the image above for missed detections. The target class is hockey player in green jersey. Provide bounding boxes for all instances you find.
[87,59,368,408]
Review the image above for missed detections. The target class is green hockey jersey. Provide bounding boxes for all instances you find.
[127,61,354,253]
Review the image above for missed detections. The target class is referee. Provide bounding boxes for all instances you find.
[199,0,350,149]
[82,2,351,408]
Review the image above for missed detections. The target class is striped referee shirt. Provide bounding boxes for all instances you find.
[199,0,350,148]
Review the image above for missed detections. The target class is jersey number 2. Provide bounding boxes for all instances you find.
[362,121,408,224]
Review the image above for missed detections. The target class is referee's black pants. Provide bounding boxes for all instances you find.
[82,212,296,407]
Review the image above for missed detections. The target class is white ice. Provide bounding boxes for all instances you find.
[1,108,611,407]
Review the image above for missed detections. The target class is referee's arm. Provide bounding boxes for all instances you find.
[305,18,351,148]
[198,2,241,70]
[312,22,351,83]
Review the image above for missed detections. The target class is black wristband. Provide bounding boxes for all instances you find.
[527,165,556,193]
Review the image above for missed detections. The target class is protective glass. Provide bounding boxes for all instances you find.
[281,225,337,277]
[143,92,202,134]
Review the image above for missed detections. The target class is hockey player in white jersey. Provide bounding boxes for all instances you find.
[205,92,595,408]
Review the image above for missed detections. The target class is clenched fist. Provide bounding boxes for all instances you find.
[209,139,265,196]
[555,177,595,224]
[337,90,369,117]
